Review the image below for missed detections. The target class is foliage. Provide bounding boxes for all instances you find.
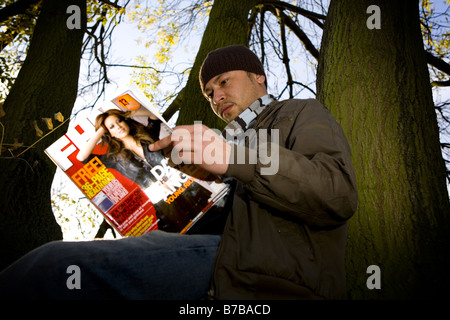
[420,0,450,185]
[126,0,212,112]
[0,0,40,102]
[422,0,450,81]
[51,168,113,240]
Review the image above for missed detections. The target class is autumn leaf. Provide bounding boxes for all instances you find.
[54,112,64,123]
[42,117,53,130]
[33,120,43,137]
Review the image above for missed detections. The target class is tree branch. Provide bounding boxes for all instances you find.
[94,219,116,238]
[266,5,320,60]
[432,79,450,87]
[259,8,266,65]
[259,0,325,28]
[98,0,123,10]
[0,0,41,24]
[277,8,294,97]
[162,87,185,121]
[426,51,450,86]
[426,51,450,76]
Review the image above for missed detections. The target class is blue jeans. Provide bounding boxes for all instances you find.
[0,231,221,299]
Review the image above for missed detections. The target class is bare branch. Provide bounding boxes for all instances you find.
[259,0,325,28]
[292,80,316,96]
[426,51,450,75]
[265,5,320,60]
[432,79,450,87]
[276,8,294,97]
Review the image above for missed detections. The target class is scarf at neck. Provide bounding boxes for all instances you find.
[221,94,275,144]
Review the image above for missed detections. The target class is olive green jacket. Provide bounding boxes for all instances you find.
[210,99,358,299]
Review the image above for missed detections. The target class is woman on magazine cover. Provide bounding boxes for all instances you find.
[76,108,212,232]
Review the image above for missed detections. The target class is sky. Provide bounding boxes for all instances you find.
[73,15,204,121]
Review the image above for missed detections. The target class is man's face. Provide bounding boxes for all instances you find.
[203,70,267,123]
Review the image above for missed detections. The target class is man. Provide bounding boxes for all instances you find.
[0,45,357,300]
[153,45,358,299]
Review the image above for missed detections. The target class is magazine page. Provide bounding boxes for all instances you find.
[45,85,229,237]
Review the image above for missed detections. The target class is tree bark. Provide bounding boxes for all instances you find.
[0,0,86,269]
[317,0,450,299]
[174,0,259,130]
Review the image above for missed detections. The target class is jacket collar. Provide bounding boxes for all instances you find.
[221,94,275,144]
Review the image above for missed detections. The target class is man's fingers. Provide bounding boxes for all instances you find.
[149,124,230,175]
[149,134,173,153]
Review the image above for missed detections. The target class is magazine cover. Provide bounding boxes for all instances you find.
[45,84,229,237]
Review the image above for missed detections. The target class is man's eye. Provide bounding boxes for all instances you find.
[221,79,228,85]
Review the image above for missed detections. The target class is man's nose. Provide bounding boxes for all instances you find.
[212,89,225,105]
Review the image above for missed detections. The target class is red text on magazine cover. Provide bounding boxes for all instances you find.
[46,121,158,237]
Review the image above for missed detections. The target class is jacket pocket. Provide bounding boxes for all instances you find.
[272,215,316,263]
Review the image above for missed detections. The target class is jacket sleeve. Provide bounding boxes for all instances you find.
[224,99,358,228]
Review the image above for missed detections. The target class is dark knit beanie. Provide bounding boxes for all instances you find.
[199,45,266,91]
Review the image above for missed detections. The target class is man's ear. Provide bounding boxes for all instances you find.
[255,74,266,85]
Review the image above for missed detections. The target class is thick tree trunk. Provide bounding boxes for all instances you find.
[0,0,86,269]
[175,0,259,129]
[317,0,450,299]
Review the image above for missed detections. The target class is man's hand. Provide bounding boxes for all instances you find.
[129,108,159,120]
[149,123,231,176]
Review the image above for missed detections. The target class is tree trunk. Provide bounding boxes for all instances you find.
[317,0,450,299]
[0,0,86,269]
[175,0,259,129]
